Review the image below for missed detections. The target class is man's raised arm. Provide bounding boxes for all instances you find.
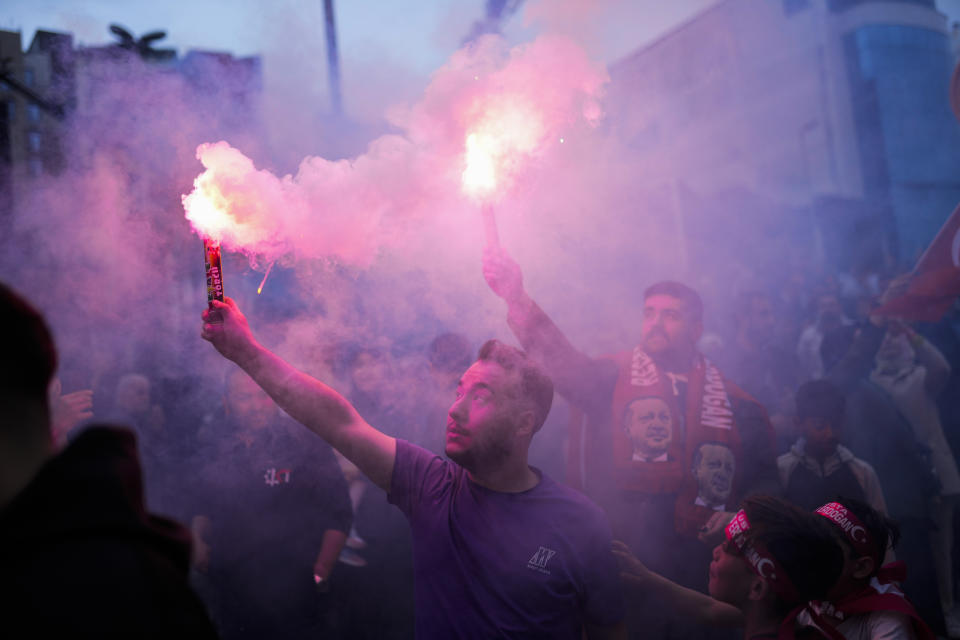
[482,247,617,409]
[201,298,396,491]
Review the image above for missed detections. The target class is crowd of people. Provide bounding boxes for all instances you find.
[3,236,960,639]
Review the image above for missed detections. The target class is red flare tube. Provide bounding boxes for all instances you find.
[203,239,224,322]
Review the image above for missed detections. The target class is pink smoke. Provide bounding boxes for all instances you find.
[182,34,608,267]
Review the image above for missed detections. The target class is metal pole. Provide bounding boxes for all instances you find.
[323,0,343,117]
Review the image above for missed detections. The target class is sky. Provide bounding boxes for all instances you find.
[1,1,719,121]
[9,0,959,134]
[1,1,718,63]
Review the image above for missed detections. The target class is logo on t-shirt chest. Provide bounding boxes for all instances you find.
[527,546,558,575]
[263,467,292,486]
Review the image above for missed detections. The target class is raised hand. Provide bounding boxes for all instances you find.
[201,297,259,366]
[482,247,525,304]
[50,383,94,446]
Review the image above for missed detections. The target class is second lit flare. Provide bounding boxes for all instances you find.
[460,101,547,248]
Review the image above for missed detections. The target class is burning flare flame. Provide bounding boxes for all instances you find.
[462,133,497,198]
[460,99,544,202]
[181,142,282,251]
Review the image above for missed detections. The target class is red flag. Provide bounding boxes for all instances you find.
[873,204,960,322]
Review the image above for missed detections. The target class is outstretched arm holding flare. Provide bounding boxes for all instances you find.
[201,297,396,491]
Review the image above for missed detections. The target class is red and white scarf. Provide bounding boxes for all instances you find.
[610,347,745,535]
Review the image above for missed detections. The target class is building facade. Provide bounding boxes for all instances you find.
[608,0,960,265]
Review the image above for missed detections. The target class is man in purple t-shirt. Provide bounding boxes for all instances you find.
[202,297,626,639]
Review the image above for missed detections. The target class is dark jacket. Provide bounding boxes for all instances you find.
[825,324,940,519]
[0,426,218,638]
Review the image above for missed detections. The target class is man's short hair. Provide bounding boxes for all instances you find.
[795,380,845,423]
[477,339,554,432]
[0,282,57,403]
[742,495,844,613]
[643,281,703,322]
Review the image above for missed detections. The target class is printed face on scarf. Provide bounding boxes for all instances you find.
[623,397,673,460]
[640,294,702,359]
[709,538,759,607]
[693,443,735,506]
[446,360,528,470]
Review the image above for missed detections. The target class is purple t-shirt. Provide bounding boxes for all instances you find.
[388,440,624,639]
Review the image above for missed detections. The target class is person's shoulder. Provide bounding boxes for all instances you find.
[777,448,801,467]
[396,439,459,480]
[49,425,142,482]
[845,450,881,477]
[397,437,445,462]
[861,609,915,635]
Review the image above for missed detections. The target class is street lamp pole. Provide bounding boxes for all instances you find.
[323,0,343,117]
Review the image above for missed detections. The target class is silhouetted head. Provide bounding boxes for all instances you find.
[709,496,843,619]
[818,497,900,601]
[795,380,845,460]
[0,282,57,434]
[734,291,776,347]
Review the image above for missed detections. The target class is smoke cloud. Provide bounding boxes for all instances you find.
[182,34,607,272]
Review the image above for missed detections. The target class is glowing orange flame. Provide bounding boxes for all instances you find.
[462,133,497,198]
[183,171,236,244]
[460,100,544,202]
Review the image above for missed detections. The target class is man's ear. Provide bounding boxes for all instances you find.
[851,556,875,581]
[747,575,771,603]
[516,408,537,438]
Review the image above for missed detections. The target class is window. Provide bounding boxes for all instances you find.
[28,132,41,152]
[24,70,34,87]
[28,157,43,177]
[27,104,40,123]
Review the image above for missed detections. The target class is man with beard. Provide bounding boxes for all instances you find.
[482,248,777,639]
[201,297,626,640]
